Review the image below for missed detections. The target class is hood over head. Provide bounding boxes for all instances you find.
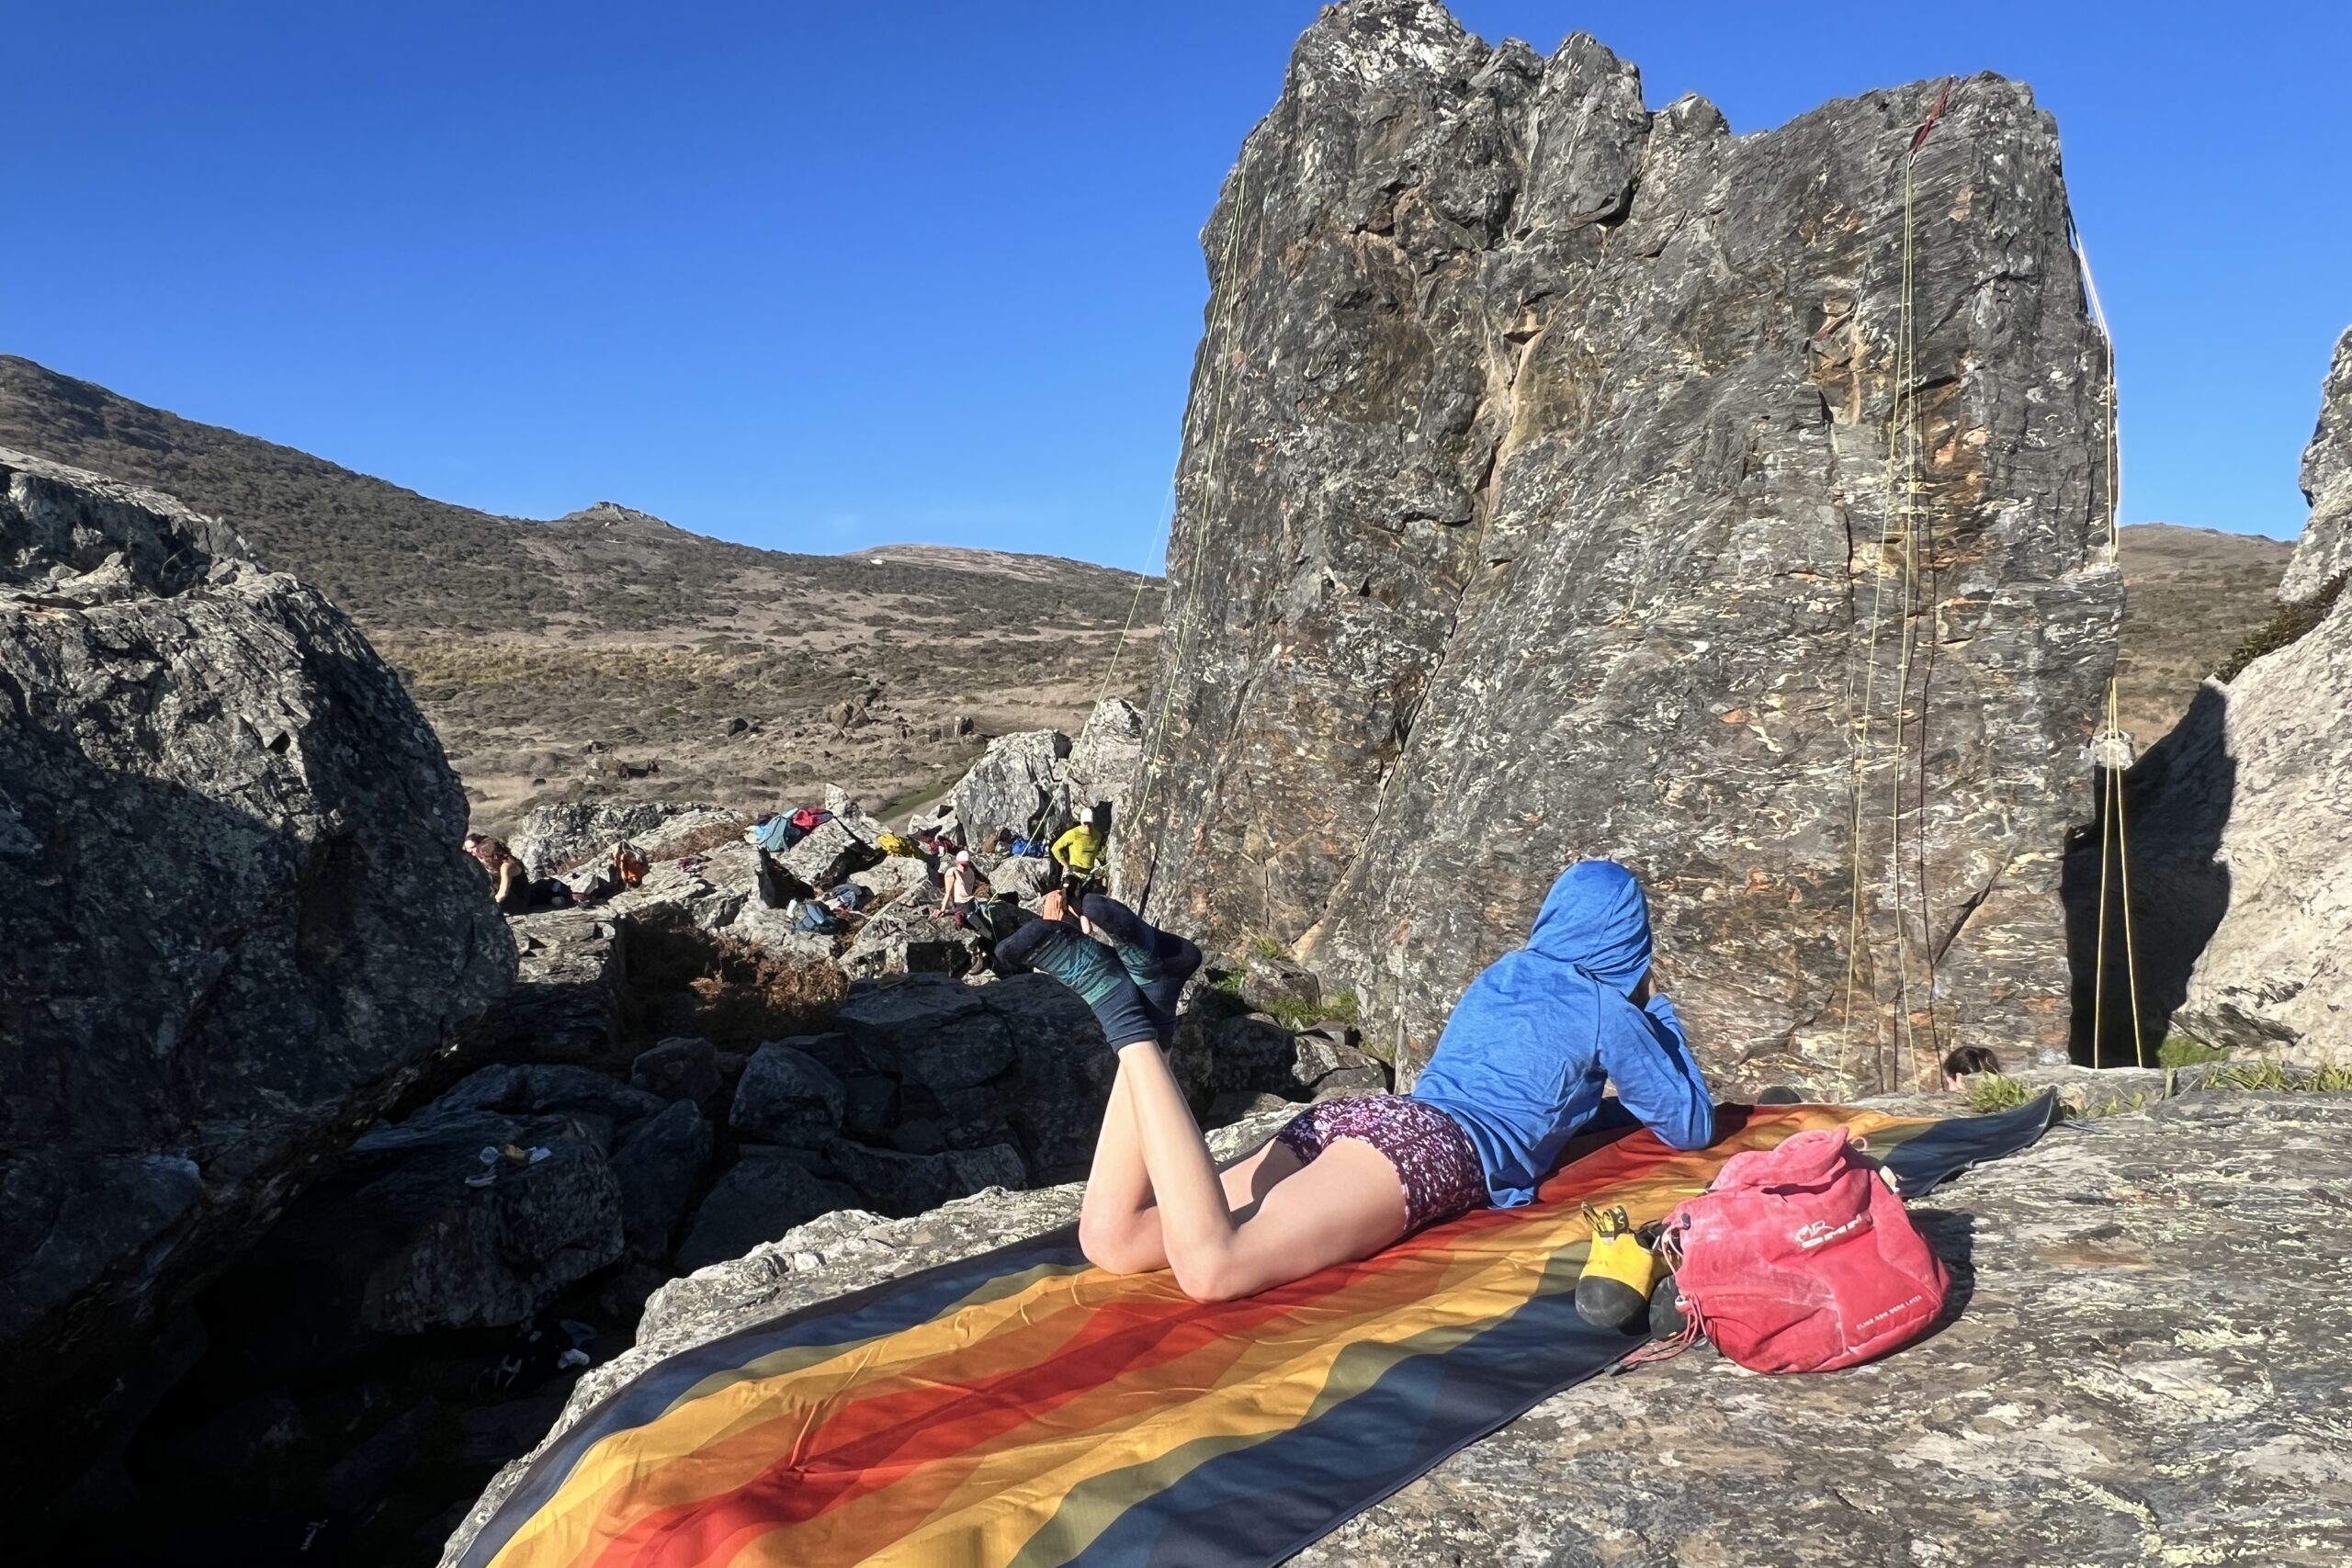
[1524,859,1652,995]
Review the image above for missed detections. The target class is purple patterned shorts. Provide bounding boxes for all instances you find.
[1275,1094,1488,1234]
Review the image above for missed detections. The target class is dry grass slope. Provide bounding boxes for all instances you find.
[2112,523,2296,746]
[0,355,1162,827]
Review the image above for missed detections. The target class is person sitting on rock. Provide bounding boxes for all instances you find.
[1074,859,1714,1303]
[1078,893,1202,1044]
[465,831,527,909]
[1051,807,1108,895]
[936,850,982,924]
[465,831,571,915]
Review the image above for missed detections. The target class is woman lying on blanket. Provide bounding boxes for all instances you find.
[1072,859,1715,1302]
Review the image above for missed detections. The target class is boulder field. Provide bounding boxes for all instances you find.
[68,772,1374,1558]
[12,3,2352,1560]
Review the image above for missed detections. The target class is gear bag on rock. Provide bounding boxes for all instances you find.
[1658,1125,1948,1373]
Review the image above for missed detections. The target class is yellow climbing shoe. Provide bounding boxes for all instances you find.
[1576,1204,1661,1333]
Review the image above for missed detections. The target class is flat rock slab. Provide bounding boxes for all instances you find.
[447,1096,2352,1565]
[1302,1092,2352,1567]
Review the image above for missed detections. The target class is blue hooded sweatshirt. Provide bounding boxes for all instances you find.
[1410,860,1714,1207]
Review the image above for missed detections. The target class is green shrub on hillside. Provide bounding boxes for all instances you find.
[2214,572,2346,681]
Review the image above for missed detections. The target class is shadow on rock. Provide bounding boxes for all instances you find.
[2063,682,2234,1063]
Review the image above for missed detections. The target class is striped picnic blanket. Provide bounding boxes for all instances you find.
[461,1097,2051,1568]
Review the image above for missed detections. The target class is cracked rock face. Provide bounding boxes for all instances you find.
[1116,0,2119,1094]
[0,448,514,1490]
[445,1095,2352,1567]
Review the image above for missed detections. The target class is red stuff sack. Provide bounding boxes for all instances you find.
[1660,1126,1949,1373]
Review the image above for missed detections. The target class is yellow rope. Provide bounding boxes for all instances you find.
[2113,697,2146,1068]
[2090,679,2147,1067]
[1845,144,1931,1090]
[2107,700,2126,1081]
[1883,154,1925,1089]
[2077,220,2142,1067]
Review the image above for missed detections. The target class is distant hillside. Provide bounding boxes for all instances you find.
[0,355,1161,825]
[2113,523,2296,745]
[0,355,2289,821]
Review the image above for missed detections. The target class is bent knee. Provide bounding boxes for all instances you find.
[1078,1217,1158,1277]
[1170,1255,1254,1303]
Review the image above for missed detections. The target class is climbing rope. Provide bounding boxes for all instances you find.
[2087,680,2147,1066]
[1842,80,1952,1091]
[2069,205,2144,1067]
[2071,217,2124,566]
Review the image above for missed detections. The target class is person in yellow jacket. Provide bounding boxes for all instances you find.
[1051,809,1108,894]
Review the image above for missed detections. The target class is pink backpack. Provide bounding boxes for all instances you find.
[1659,1126,1949,1373]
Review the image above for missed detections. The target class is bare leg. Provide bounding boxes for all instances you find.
[1079,1049,1299,1275]
[1116,1041,1409,1301]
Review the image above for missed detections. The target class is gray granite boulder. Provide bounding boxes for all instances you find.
[948,728,1073,846]
[611,1100,713,1260]
[729,1042,849,1145]
[603,840,760,932]
[1240,953,1320,1015]
[820,1140,1026,1218]
[673,1152,861,1273]
[1117,4,2120,1095]
[0,448,514,1489]
[778,818,882,890]
[629,1037,724,1104]
[849,852,933,903]
[838,898,977,980]
[983,853,1055,902]
[834,975,1020,1093]
[473,911,627,1066]
[509,800,741,879]
[233,1100,626,1350]
[435,1063,668,1146]
[1292,1033,1389,1099]
[1061,697,1146,832]
[2280,326,2352,601]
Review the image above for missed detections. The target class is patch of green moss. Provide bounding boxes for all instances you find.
[1260,988,1361,1032]
[2156,1035,2229,1067]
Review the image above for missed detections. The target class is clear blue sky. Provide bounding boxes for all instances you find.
[6,2,2345,566]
